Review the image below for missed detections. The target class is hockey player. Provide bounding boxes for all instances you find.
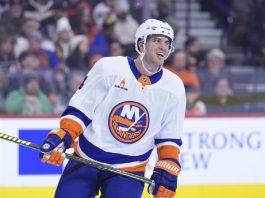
[39,19,186,198]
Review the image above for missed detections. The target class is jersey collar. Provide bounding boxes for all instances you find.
[127,57,163,84]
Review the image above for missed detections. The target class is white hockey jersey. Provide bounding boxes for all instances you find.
[60,56,186,172]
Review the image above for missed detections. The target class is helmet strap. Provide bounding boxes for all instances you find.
[140,44,162,76]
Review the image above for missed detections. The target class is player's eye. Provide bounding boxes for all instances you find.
[165,40,170,47]
[153,37,161,43]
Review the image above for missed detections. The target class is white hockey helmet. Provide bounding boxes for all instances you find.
[135,19,175,55]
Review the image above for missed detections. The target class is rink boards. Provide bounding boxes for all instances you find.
[0,116,265,198]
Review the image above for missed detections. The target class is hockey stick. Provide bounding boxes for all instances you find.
[0,132,155,187]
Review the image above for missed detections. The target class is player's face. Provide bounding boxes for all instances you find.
[144,35,170,66]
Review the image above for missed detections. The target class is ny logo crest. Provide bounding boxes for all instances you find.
[108,101,149,143]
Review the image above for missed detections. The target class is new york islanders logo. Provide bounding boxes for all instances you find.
[108,101,150,144]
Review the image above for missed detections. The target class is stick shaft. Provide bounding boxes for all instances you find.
[0,132,154,186]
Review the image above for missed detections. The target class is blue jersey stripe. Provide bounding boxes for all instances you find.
[155,138,183,147]
[127,57,163,84]
[79,134,153,164]
[127,56,141,79]
[61,106,91,127]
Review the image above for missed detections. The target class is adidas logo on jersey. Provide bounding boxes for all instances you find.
[114,79,128,91]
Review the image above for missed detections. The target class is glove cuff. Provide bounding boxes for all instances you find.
[48,128,73,149]
[155,159,181,176]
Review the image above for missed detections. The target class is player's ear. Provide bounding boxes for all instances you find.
[138,40,144,53]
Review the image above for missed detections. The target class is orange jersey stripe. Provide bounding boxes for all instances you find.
[60,118,83,140]
[119,162,148,173]
[157,145,180,161]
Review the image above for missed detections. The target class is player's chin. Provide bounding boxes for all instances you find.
[157,59,165,66]
[156,56,166,65]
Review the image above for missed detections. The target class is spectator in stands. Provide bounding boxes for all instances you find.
[71,2,98,45]
[24,0,55,37]
[0,34,16,62]
[14,18,40,58]
[6,51,39,94]
[0,1,8,15]
[19,51,40,72]
[112,0,138,56]
[113,0,138,45]
[1,0,25,34]
[67,35,89,71]
[109,40,125,56]
[6,51,53,99]
[28,31,59,68]
[185,84,206,116]
[63,0,90,29]
[198,48,228,96]
[89,16,117,56]
[0,72,8,113]
[5,72,52,115]
[203,76,265,114]
[50,67,70,115]
[202,77,246,113]
[184,36,203,69]
[165,50,200,89]
[20,18,40,37]
[0,62,19,99]
[54,17,74,63]
[126,0,144,24]
[50,69,86,115]
[93,0,114,29]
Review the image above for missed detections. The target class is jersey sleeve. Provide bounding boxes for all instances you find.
[60,59,109,140]
[155,83,186,161]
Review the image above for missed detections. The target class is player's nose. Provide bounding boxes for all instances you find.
[159,42,169,51]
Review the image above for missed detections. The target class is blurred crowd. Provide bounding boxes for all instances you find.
[199,0,265,66]
[0,0,265,116]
